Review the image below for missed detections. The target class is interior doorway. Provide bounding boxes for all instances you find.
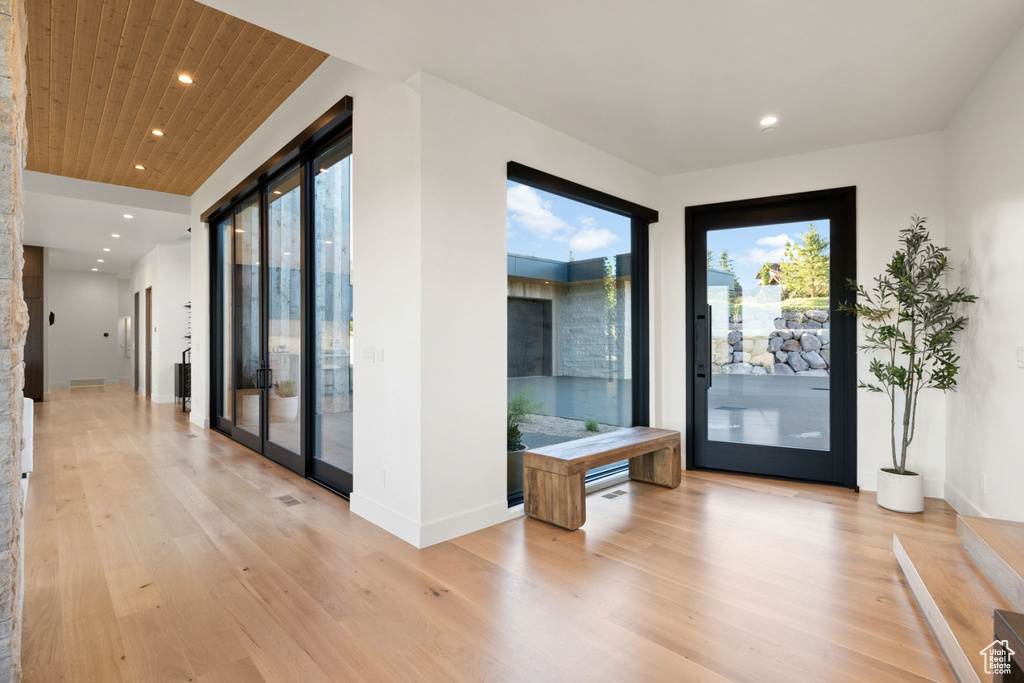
[145,287,152,399]
[134,291,139,391]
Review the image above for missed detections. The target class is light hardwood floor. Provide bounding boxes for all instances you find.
[23,386,956,682]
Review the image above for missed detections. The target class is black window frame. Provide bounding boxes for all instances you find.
[506,162,657,505]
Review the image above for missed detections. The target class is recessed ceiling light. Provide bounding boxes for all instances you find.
[178,74,193,84]
[319,168,328,173]
[283,251,291,256]
[111,234,120,238]
[324,240,333,245]
[123,214,133,219]
[97,259,104,263]
[235,229,244,233]
[152,129,164,136]
[272,190,282,195]
[103,248,111,252]
[760,116,778,127]
[134,165,145,170]
[92,268,98,272]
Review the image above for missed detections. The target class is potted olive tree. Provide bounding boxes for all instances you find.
[841,216,976,513]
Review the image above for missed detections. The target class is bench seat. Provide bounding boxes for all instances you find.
[522,426,682,530]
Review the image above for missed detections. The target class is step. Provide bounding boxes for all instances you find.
[958,515,1024,614]
[894,533,1014,682]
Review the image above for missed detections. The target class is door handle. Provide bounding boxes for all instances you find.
[707,305,713,389]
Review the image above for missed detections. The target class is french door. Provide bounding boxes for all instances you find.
[686,187,857,487]
[210,126,353,495]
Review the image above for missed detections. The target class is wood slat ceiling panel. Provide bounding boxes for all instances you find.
[26,0,329,196]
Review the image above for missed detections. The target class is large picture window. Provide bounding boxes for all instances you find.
[207,98,354,495]
[505,163,657,504]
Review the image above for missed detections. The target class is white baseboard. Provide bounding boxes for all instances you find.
[150,394,176,404]
[104,379,120,386]
[944,481,987,517]
[858,469,944,498]
[349,493,423,547]
[350,493,511,549]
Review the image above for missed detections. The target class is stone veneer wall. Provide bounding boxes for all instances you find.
[559,279,631,380]
[0,0,26,679]
[713,308,831,377]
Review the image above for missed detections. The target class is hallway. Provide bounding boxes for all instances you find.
[23,386,956,681]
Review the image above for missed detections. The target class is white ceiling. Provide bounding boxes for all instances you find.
[24,172,191,277]
[201,0,1024,175]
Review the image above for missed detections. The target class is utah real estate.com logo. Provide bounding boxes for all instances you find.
[980,639,1015,676]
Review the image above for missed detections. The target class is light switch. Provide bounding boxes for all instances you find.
[1017,345,1024,368]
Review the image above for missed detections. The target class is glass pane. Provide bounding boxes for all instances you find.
[219,216,233,421]
[267,168,303,453]
[234,196,261,436]
[707,220,831,450]
[506,180,632,499]
[313,141,353,473]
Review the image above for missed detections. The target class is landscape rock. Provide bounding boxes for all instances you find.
[750,352,774,368]
[800,333,822,352]
[727,330,742,345]
[775,350,789,363]
[788,352,809,372]
[803,320,822,329]
[786,320,802,329]
[797,369,830,377]
[741,340,754,354]
[767,336,784,353]
[782,340,801,352]
[817,329,830,345]
[805,309,828,323]
[820,349,830,366]
[802,351,827,369]
[774,317,786,330]
[783,310,801,321]
[751,367,768,375]
[751,338,769,356]
[774,363,795,376]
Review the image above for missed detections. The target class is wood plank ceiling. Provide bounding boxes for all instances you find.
[26,0,329,196]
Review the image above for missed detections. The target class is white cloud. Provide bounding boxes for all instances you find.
[735,234,792,267]
[506,184,568,237]
[756,233,790,249]
[570,227,618,253]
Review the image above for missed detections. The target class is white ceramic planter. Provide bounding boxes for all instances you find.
[238,392,260,428]
[876,468,924,513]
[270,396,298,423]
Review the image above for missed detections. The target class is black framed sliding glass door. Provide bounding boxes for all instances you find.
[208,99,353,495]
[686,187,857,488]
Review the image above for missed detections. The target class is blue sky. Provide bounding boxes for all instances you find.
[708,220,830,292]
[506,181,630,261]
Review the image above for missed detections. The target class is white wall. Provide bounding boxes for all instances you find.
[944,26,1024,521]
[416,73,659,544]
[46,269,124,387]
[131,241,191,403]
[656,133,949,496]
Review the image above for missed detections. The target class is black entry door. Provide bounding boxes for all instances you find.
[686,187,857,487]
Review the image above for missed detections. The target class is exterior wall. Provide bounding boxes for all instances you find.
[559,279,631,380]
[0,0,27,678]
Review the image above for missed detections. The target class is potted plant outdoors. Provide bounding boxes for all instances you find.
[840,216,976,513]
[507,390,544,494]
[237,372,260,427]
[270,379,299,423]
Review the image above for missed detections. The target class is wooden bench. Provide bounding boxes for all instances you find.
[522,427,682,530]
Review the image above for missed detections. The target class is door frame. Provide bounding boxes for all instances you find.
[207,98,354,494]
[134,291,140,391]
[145,287,152,399]
[684,186,858,489]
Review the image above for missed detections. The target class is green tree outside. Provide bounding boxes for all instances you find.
[781,225,829,298]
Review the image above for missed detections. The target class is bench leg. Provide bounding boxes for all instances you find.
[629,444,682,488]
[523,467,586,530]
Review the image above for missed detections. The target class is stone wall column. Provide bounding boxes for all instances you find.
[0,0,27,679]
